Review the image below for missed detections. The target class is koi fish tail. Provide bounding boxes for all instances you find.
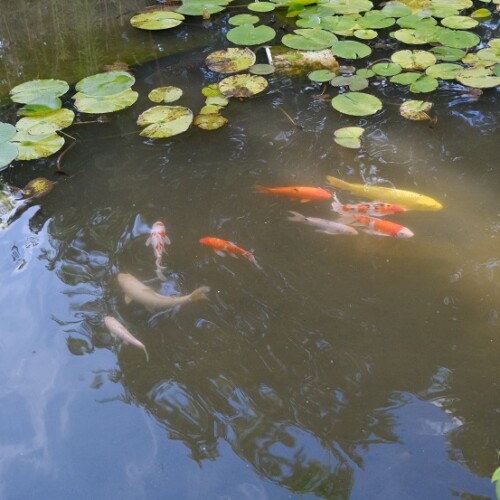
[287,210,307,223]
[244,252,263,270]
[156,267,168,282]
[255,185,272,194]
[326,175,352,191]
[141,345,150,363]
[189,286,211,302]
[330,192,343,214]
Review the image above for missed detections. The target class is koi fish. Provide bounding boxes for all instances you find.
[347,214,414,238]
[104,315,149,362]
[287,211,358,235]
[117,273,210,313]
[199,236,262,269]
[256,185,332,202]
[331,193,405,217]
[326,175,442,211]
[146,221,171,281]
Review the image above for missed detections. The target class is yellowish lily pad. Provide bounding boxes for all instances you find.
[148,86,183,103]
[137,105,194,138]
[334,126,364,148]
[205,48,256,73]
[130,10,185,30]
[400,100,433,120]
[194,113,228,130]
[16,108,75,135]
[73,88,138,114]
[219,74,268,98]
[12,131,65,160]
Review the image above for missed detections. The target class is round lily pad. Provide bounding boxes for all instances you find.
[0,123,17,143]
[199,104,223,114]
[194,113,228,130]
[12,131,65,160]
[17,96,63,116]
[372,62,402,76]
[137,105,194,138]
[357,68,375,78]
[400,100,433,120]
[75,71,135,97]
[456,67,500,88]
[432,0,472,9]
[381,2,412,17]
[358,11,396,29]
[176,0,229,16]
[429,45,466,61]
[392,28,438,45]
[477,48,500,65]
[247,2,276,12]
[219,74,268,98]
[331,92,382,116]
[425,63,462,80]
[206,48,256,73]
[308,69,337,82]
[148,86,183,104]
[282,29,338,51]
[390,72,422,85]
[202,84,224,98]
[409,75,439,93]
[397,15,437,29]
[205,96,229,107]
[130,10,185,30]
[471,8,491,21]
[0,142,18,169]
[297,15,356,34]
[73,89,138,113]
[249,64,276,75]
[227,24,276,45]
[331,40,372,59]
[228,14,259,25]
[441,15,478,29]
[437,29,480,49]
[10,79,69,104]
[334,126,364,148]
[321,0,373,15]
[391,50,437,70]
[16,108,75,135]
[354,29,378,40]
[330,75,369,91]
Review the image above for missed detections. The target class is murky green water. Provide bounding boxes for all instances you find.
[0,2,499,499]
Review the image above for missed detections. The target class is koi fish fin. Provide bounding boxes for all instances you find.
[189,286,210,302]
[156,268,168,282]
[255,185,271,194]
[163,235,171,245]
[145,237,152,246]
[229,253,239,259]
[326,175,352,191]
[215,250,226,257]
[124,294,133,305]
[300,199,311,203]
[331,193,343,214]
[142,345,150,363]
[336,214,357,224]
[287,211,307,223]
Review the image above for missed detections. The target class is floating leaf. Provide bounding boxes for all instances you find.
[400,100,433,120]
[148,86,183,104]
[318,0,373,15]
[206,48,256,73]
[249,63,276,75]
[73,89,138,114]
[297,14,357,34]
[429,5,459,18]
[219,74,268,98]
[456,67,500,88]
[391,50,436,70]
[330,40,372,59]
[10,79,69,104]
[425,63,462,79]
[308,69,337,82]
[372,62,402,76]
[390,72,422,84]
[392,28,439,45]
[331,92,382,116]
[16,108,75,135]
[354,29,378,39]
[441,15,478,29]
[206,95,230,106]
[12,131,64,160]
[334,126,364,148]
[137,105,194,138]
[76,71,135,97]
[494,64,500,77]
[358,11,396,29]
[177,0,229,15]
[357,68,375,78]
[22,177,54,198]
[0,142,18,169]
[477,48,500,65]
[194,113,228,130]
[437,29,480,49]
[397,14,436,29]
[429,45,465,61]
[228,14,260,25]
[432,0,472,10]
[18,96,63,117]
[0,123,17,143]
[199,104,223,114]
[410,75,439,93]
[247,1,276,11]
[330,75,369,91]
[282,29,338,51]
[381,2,412,17]
[130,10,185,30]
[471,8,491,20]
[202,84,224,98]
[227,24,276,45]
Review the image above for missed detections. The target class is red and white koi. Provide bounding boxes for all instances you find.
[199,236,262,270]
[347,214,414,238]
[146,221,171,281]
[331,192,406,217]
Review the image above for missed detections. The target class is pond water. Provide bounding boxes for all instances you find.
[0,2,499,499]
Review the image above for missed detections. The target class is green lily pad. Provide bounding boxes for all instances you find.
[397,14,437,29]
[330,75,369,91]
[10,79,69,104]
[199,104,223,114]
[148,86,183,103]
[471,8,491,20]
[0,123,17,143]
[247,1,276,12]
[16,108,75,135]
[431,0,472,9]
[493,64,500,77]
[441,15,478,29]
[400,100,433,120]
[381,2,412,17]
[429,45,466,61]
[455,67,500,88]
[205,96,229,106]
[331,92,382,116]
[358,11,395,29]
[477,48,500,64]
[296,14,357,34]
[410,75,439,93]
[76,71,135,97]
[391,28,440,45]
[354,29,378,39]
[390,72,422,85]
[227,24,276,45]
[391,50,437,70]
[372,62,402,76]
[357,68,375,78]
[490,39,500,49]
[334,126,364,148]
[73,88,138,114]
[137,105,194,138]
[12,131,64,160]
[18,95,63,116]
[282,29,338,51]
[201,84,224,98]
[0,142,18,169]
[437,29,480,49]
[194,113,228,130]
[308,69,337,82]
[428,5,459,18]
[425,63,462,79]
[249,63,276,75]
[319,0,374,15]
[330,40,372,59]
[206,48,256,73]
[130,10,185,30]
[219,74,268,98]
[228,14,260,25]
[177,0,229,15]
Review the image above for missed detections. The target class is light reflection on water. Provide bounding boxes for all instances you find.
[0,38,499,500]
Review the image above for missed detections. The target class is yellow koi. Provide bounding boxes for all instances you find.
[326,175,443,211]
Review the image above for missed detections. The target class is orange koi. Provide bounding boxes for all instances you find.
[146,221,171,281]
[256,185,332,202]
[348,214,414,238]
[332,193,406,217]
[199,237,262,269]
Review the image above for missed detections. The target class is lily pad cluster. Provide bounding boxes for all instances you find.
[194,84,230,131]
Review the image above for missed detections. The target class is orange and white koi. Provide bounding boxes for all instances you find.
[331,192,406,217]
[146,221,171,281]
[199,236,262,269]
[347,214,414,238]
[256,185,332,202]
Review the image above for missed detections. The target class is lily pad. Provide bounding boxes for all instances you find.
[202,84,224,98]
[297,14,357,34]
[12,131,65,160]
[471,8,491,20]
[441,15,478,29]
[357,68,375,78]
[0,123,17,143]
[358,11,396,29]
[308,69,337,82]
[334,126,364,148]
[228,14,260,25]
[10,79,69,104]
[391,28,439,45]
[319,0,373,15]
[206,96,229,107]
[409,75,439,93]
[331,92,383,116]
[18,95,63,116]
[330,40,372,59]
[206,48,256,73]
[390,72,422,85]
[425,63,462,79]
[437,29,480,49]
[354,29,378,40]
[199,104,223,114]
[227,24,276,45]
[137,106,194,138]
[249,63,276,75]
[372,62,402,76]
[397,14,436,29]
[73,88,139,113]
[194,113,228,130]
[0,142,18,170]
[177,0,229,16]
[75,71,135,97]
[148,86,183,104]
[330,75,369,91]
[282,29,338,51]
[429,45,466,61]
[219,74,268,98]
[130,10,185,30]
[400,100,433,120]
[431,0,472,10]
[16,108,75,135]
[455,67,500,88]
[381,2,412,17]
[247,2,276,12]
[477,48,500,65]
[391,50,436,70]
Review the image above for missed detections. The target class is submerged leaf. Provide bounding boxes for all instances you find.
[206,48,256,73]
[10,79,69,104]
[137,105,194,138]
[400,100,433,120]
[73,89,138,113]
[75,71,135,97]
[22,177,55,198]
[148,87,183,103]
[249,64,276,75]
[331,92,382,116]
[219,74,268,98]
[130,10,185,30]
[334,126,364,148]
[12,131,64,160]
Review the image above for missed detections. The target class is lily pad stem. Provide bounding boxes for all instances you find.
[279,107,302,129]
